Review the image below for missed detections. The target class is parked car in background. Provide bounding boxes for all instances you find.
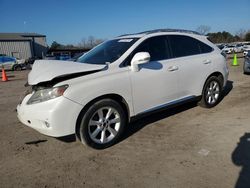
[243,43,250,56]
[69,52,86,62]
[216,44,225,50]
[243,49,250,57]
[233,44,244,53]
[16,58,25,64]
[26,56,40,69]
[243,42,250,49]
[44,54,71,61]
[58,54,71,61]
[17,29,229,149]
[16,58,26,70]
[0,55,25,71]
[243,51,250,74]
[27,56,39,65]
[222,45,234,54]
[0,55,15,70]
[44,54,57,60]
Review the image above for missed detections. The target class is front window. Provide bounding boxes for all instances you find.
[77,38,138,65]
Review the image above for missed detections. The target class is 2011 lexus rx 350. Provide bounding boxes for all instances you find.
[17,29,229,149]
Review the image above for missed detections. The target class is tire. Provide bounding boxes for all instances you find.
[77,99,126,149]
[13,65,22,71]
[243,62,248,75]
[199,76,222,108]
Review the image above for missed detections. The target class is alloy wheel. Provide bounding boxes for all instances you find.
[88,107,121,144]
[205,81,220,105]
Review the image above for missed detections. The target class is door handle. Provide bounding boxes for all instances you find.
[167,66,179,72]
[203,59,211,64]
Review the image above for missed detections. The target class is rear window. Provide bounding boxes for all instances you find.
[199,41,214,53]
[168,35,213,58]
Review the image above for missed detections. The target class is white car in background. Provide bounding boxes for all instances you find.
[233,44,244,53]
[222,45,235,54]
[17,29,229,149]
[0,55,25,71]
[243,43,250,56]
[243,42,250,48]
[243,49,250,57]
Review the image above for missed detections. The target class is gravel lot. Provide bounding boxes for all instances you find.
[0,58,250,188]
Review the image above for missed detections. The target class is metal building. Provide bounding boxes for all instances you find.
[0,33,48,59]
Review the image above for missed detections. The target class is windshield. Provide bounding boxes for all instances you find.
[77,38,138,65]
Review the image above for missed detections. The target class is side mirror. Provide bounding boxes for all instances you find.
[131,52,150,72]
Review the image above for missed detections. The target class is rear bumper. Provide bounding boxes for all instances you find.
[17,94,83,137]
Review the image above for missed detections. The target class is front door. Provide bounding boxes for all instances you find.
[129,36,180,114]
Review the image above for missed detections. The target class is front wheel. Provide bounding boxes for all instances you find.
[13,65,22,71]
[77,99,126,149]
[199,76,222,108]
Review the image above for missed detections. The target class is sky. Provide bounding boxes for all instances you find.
[0,0,250,45]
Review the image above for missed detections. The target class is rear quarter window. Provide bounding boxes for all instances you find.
[167,35,213,58]
[199,41,213,53]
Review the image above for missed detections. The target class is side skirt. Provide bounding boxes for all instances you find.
[130,96,199,122]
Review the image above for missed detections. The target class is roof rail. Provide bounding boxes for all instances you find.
[119,29,201,37]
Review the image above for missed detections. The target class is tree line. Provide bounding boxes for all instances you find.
[207,31,250,44]
[196,25,250,43]
[50,36,104,49]
[50,26,250,49]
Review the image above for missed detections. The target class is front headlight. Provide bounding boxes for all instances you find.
[27,85,68,105]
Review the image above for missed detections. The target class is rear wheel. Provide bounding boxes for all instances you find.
[77,99,126,149]
[199,76,222,108]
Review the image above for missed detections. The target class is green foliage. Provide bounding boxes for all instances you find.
[207,31,241,43]
[50,42,78,50]
[50,41,63,49]
[50,36,104,50]
[245,32,250,41]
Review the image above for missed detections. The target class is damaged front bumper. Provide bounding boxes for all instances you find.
[17,94,83,137]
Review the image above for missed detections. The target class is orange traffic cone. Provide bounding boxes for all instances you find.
[2,67,8,81]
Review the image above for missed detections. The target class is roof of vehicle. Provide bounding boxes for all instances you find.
[117,29,202,39]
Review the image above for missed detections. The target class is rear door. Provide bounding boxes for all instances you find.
[167,35,214,97]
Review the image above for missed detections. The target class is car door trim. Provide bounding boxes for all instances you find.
[137,95,196,115]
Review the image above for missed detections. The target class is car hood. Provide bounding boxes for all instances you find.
[28,60,106,85]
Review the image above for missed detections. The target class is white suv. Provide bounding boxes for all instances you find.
[17,29,229,149]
